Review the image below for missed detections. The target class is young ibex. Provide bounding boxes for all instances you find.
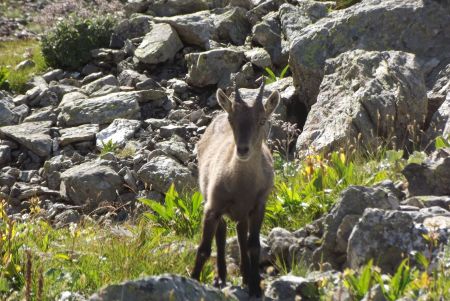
[192,82,280,297]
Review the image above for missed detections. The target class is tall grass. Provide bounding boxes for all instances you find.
[0,39,47,93]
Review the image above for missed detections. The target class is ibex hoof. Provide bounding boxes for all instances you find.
[213,277,226,288]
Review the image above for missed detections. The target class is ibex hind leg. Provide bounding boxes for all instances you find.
[213,217,227,288]
[192,209,220,280]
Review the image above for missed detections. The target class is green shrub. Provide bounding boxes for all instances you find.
[139,184,204,238]
[41,16,116,70]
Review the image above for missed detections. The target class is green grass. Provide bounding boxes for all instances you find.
[2,138,450,299]
[0,39,47,93]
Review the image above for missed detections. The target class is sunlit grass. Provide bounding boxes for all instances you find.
[0,39,47,93]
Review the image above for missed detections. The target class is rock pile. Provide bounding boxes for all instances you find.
[1,0,450,300]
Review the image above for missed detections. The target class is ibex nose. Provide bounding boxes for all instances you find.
[237,146,249,156]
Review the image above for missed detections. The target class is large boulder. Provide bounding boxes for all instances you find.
[154,7,250,49]
[148,0,209,17]
[134,23,183,65]
[111,15,153,48]
[314,185,399,268]
[185,48,245,87]
[402,148,450,196]
[88,274,233,301]
[347,209,428,273]
[60,161,123,208]
[296,50,427,155]
[0,121,53,157]
[137,155,196,193]
[289,0,450,107]
[58,92,141,127]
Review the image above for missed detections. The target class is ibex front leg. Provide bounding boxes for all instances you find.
[247,205,265,297]
[192,209,220,280]
[214,217,227,288]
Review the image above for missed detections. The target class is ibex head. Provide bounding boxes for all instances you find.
[216,82,280,161]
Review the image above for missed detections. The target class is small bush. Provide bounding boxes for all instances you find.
[41,16,116,70]
[139,184,203,238]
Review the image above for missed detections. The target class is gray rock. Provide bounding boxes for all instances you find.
[186,48,245,87]
[227,236,271,265]
[0,145,11,168]
[246,0,285,25]
[244,48,272,69]
[267,227,300,267]
[81,75,119,96]
[252,11,288,67]
[296,50,427,155]
[265,275,320,301]
[314,186,399,268]
[96,119,141,149]
[403,195,450,210]
[112,15,153,48]
[149,0,208,17]
[135,23,183,65]
[117,69,149,87]
[60,161,123,208]
[213,7,251,46]
[88,274,233,301]
[154,7,250,49]
[59,124,99,147]
[42,69,64,83]
[58,92,141,127]
[9,182,61,202]
[0,121,53,157]
[15,59,35,71]
[425,93,450,147]
[155,137,190,163]
[23,106,57,123]
[347,209,428,273]
[137,155,195,193]
[159,124,187,139]
[279,1,329,44]
[0,94,18,126]
[54,209,81,227]
[154,10,213,49]
[402,148,450,196]
[145,118,171,130]
[289,0,450,107]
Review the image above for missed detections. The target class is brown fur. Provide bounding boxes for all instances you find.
[192,83,280,297]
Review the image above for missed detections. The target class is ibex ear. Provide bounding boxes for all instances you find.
[217,88,233,113]
[264,90,280,117]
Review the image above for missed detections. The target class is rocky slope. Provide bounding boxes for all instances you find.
[1,0,450,300]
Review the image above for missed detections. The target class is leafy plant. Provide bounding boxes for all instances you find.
[435,135,450,150]
[376,259,418,301]
[264,65,290,84]
[343,260,378,300]
[100,139,119,155]
[41,16,116,70]
[0,66,9,90]
[139,184,203,238]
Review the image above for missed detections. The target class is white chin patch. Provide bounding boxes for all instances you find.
[236,154,251,161]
